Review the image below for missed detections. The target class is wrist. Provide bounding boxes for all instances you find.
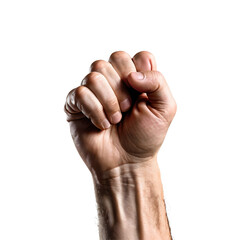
[92,157,172,240]
[92,156,159,184]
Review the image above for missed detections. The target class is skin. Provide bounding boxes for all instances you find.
[65,51,177,240]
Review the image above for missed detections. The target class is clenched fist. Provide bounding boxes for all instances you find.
[65,51,176,179]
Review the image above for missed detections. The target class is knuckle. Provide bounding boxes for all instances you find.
[109,51,130,61]
[66,88,77,108]
[66,89,75,103]
[135,51,155,59]
[75,86,87,100]
[83,72,103,86]
[65,88,82,113]
[90,60,109,71]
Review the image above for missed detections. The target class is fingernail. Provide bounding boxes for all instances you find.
[110,111,122,124]
[102,119,111,129]
[131,72,145,80]
[120,98,131,112]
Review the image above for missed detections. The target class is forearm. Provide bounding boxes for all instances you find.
[92,158,172,240]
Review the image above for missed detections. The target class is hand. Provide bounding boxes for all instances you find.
[65,51,176,239]
[64,51,177,178]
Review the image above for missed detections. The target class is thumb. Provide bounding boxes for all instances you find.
[127,71,177,118]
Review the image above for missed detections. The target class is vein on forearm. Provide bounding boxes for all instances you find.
[93,161,172,240]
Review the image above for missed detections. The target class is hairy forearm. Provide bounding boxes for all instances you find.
[92,158,172,240]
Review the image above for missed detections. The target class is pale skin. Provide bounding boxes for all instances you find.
[65,51,177,240]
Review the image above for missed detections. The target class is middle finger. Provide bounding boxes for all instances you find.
[90,59,132,112]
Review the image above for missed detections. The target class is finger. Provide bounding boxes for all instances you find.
[132,51,157,71]
[109,51,136,86]
[65,86,111,130]
[90,60,132,112]
[127,71,177,121]
[65,89,85,121]
[132,51,157,100]
[81,72,122,125]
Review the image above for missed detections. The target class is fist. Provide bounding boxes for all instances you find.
[65,51,177,177]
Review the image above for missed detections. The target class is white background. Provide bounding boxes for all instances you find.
[0,0,240,239]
